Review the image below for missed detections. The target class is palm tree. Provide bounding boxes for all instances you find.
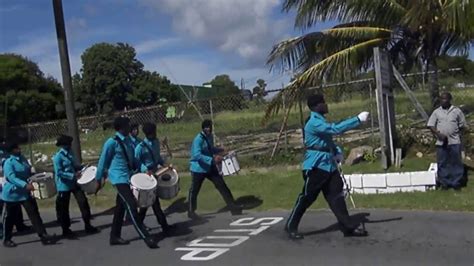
[265,0,474,121]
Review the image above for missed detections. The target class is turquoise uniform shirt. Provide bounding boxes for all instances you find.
[2,154,32,202]
[303,112,360,172]
[135,138,165,173]
[130,136,142,150]
[53,147,80,192]
[189,132,223,173]
[95,132,136,185]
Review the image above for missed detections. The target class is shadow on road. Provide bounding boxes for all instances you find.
[304,212,403,236]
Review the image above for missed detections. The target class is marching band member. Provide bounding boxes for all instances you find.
[2,141,55,247]
[187,119,242,220]
[95,117,159,249]
[285,94,369,240]
[53,135,99,239]
[130,123,142,150]
[135,122,172,235]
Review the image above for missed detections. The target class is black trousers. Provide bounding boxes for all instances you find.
[55,185,92,231]
[138,199,168,228]
[3,197,47,241]
[0,199,25,229]
[286,168,355,233]
[188,167,236,213]
[111,184,150,240]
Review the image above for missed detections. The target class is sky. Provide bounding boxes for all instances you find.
[0,0,332,91]
[0,0,472,92]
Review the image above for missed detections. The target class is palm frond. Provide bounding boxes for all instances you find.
[283,0,406,29]
[264,38,387,123]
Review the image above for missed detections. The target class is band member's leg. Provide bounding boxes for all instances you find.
[111,191,126,239]
[208,170,237,208]
[3,202,21,243]
[56,191,72,232]
[322,171,355,232]
[72,187,92,226]
[138,207,148,224]
[150,199,169,229]
[188,172,206,214]
[21,197,47,237]
[286,169,329,232]
[114,184,150,240]
[14,207,29,230]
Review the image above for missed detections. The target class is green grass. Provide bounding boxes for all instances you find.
[37,155,474,212]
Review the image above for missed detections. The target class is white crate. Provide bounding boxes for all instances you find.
[410,171,436,186]
[379,187,402,194]
[401,186,427,192]
[348,174,363,188]
[352,188,364,194]
[362,174,387,188]
[428,163,437,172]
[363,188,379,194]
[386,173,411,187]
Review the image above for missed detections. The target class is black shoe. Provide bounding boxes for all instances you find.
[110,237,130,246]
[16,224,32,233]
[343,228,368,237]
[287,230,304,240]
[3,240,17,248]
[40,234,57,245]
[85,225,100,234]
[144,237,159,249]
[187,212,202,220]
[62,229,78,239]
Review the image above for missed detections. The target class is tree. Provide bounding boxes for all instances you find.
[252,79,267,103]
[209,75,241,96]
[266,0,474,120]
[0,54,62,126]
[74,42,180,115]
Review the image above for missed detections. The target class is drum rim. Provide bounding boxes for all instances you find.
[78,167,97,184]
[131,173,158,189]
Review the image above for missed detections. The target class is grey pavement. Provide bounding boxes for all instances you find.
[0,208,473,266]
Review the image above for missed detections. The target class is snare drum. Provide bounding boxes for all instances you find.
[30,172,57,199]
[131,173,157,208]
[221,151,240,176]
[155,167,179,200]
[78,166,98,195]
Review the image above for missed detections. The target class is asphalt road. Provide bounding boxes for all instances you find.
[0,208,473,266]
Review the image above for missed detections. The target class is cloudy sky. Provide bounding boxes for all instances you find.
[0,0,329,91]
[0,0,471,91]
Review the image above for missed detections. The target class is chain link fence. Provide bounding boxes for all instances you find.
[8,69,474,168]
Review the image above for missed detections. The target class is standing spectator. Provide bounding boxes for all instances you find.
[427,92,467,190]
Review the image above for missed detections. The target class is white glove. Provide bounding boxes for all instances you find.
[334,153,344,164]
[357,111,369,122]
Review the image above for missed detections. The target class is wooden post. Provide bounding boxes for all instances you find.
[374,47,396,169]
[271,105,292,159]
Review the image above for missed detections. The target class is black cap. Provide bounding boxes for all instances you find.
[56,134,73,147]
[5,141,19,153]
[114,116,131,131]
[307,93,325,108]
[201,119,212,129]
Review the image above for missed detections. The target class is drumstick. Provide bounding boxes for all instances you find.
[163,137,173,159]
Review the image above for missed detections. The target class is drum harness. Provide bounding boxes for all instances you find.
[114,136,134,172]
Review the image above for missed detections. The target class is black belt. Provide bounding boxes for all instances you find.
[305,146,334,153]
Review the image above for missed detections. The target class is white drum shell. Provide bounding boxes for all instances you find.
[156,168,179,200]
[221,152,240,176]
[78,166,98,195]
[30,172,57,199]
[131,173,157,208]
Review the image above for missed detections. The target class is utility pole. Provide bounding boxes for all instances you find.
[52,0,82,163]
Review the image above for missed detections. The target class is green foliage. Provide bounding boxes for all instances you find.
[0,53,62,126]
[266,0,474,120]
[73,42,179,115]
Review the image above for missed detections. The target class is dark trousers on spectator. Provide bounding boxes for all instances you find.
[437,144,464,188]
